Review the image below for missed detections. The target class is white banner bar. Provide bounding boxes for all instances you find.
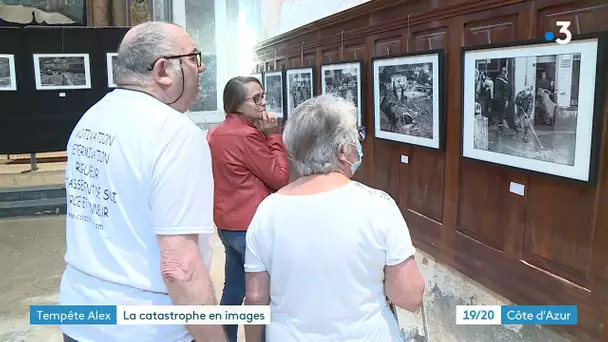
[116,305,270,325]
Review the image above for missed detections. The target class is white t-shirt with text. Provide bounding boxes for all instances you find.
[60,89,214,342]
[245,181,416,342]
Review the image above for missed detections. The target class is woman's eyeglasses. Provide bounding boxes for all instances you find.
[246,93,266,105]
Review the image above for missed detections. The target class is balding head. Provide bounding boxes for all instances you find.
[112,21,204,113]
[113,21,185,86]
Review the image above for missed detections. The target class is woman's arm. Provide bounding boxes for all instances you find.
[242,132,290,190]
[385,256,425,312]
[244,271,270,342]
[380,194,426,312]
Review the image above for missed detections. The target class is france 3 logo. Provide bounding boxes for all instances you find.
[544,21,572,45]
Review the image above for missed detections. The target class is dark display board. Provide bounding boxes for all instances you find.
[0,26,129,154]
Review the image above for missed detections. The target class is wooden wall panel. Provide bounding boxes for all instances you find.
[537,2,608,36]
[411,27,449,51]
[407,148,444,222]
[371,30,405,198]
[456,13,519,255]
[287,53,316,68]
[344,42,366,60]
[320,48,339,63]
[464,17,517,45]
[523,178,595,287]
[404,24,449,223]
[254,0,608,340]
[373,35,403,57]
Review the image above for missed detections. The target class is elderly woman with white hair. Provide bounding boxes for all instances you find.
[243,94,426,342]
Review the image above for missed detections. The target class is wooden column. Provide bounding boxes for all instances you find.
[113,0,129,26]
[86,0,132,27]
[86,0,110,27]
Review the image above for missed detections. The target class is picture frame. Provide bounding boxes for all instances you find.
[0,54,17,91]
[320,60,364,125]
[285,67,315,117]
[461,33,607,184]
[106,52,118,88]
[33,53,91,90]
[263,70,285,118]
[372,50,445,150]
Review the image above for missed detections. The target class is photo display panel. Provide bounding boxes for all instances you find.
[0,27,27,153]
[0,26,128,154]
[98,27,131,89]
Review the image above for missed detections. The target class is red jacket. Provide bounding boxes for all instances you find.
[207,113,290,230]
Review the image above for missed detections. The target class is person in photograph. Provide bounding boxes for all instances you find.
[515,85,535,143]
[493,66,510,129]
[244,94,425,342]
[60,21,226,342]
[207,76,290,342]
[538,71,552,92]
[475,68,494,118]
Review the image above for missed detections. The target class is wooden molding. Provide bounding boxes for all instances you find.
[254,0,528,52]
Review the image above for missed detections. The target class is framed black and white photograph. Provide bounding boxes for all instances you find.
[372,50,445,150]
[462,35,607,183]
[264,70,285,118]
[106,53,118,88]
[285,67,314,116]
[251,73,263,87]
[33,53,91,90]
[0,54,17,91]
[321,61,363,124]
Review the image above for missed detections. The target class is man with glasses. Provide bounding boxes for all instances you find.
[60,22,226,342]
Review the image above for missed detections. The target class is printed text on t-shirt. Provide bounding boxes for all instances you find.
[66,128,119,234]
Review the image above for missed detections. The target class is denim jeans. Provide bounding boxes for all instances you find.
[216,228,266,342]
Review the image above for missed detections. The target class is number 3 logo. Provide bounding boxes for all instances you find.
[555,21,572,45]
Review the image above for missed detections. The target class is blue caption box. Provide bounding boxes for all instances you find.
[501,305,577,325]
[30,305,117,325]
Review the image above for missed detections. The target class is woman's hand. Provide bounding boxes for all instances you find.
[256,111,279,136]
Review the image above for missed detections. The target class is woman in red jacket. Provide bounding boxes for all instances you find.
[207,76,290,342]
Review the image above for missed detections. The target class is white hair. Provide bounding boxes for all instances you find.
[282,94,358,176]
[113,21,182,86]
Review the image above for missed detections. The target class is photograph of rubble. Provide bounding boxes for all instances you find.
[372,51,444,150]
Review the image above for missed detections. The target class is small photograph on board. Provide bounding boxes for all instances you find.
[106,53,118,88]
[33,53,91,90]
[285,67,314,116]
[264,71,284,118]
[0,54,17,91]
[462,37,604,182]
[373,52,443,149]
[321,61,362,124]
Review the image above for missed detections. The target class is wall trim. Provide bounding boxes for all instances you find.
[253,0,528,55]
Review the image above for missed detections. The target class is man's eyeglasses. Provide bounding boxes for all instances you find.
[147,51,203,71]
[358,126,366,141]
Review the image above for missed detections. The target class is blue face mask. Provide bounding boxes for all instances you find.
[346,140,364,176]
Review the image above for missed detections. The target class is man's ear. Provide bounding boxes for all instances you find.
[151,59,173,87]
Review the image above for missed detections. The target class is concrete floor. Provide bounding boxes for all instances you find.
[0,215,245,342]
